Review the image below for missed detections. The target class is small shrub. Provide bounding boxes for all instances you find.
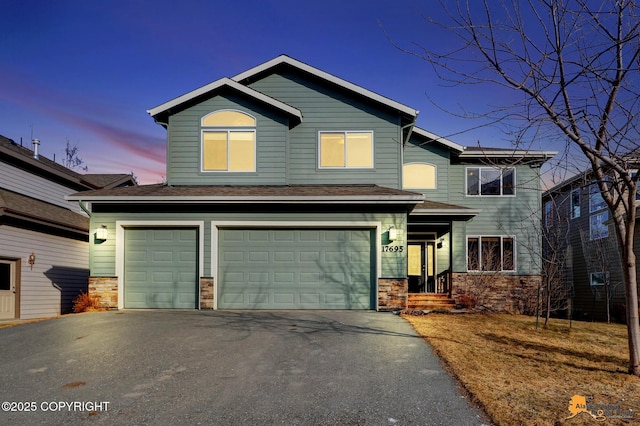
[456,291,476,309]
[72,292,105,313]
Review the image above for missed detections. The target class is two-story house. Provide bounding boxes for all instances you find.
[0,135,135,319]
[542,172,637,322]
[68,55,554,312]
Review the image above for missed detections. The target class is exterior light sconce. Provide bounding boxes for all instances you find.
[28,252,36,270]
[388,226,397,242]
[96,225,108,241]
[437,238,444,249]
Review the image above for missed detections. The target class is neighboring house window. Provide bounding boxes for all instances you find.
[467,236,516,272]
[590,210,609,240]
[201,110,256,172]
[403,163,436,189]
[544,200,553,228]
[570,189,581,219]
[590,272,609,286]
[589,183,606,212]
[319,131,373,168]
[466,167,515,196]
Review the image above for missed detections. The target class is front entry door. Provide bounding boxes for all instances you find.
[408,243,425,293]
[408,242,436,293]
[0,260,16,320]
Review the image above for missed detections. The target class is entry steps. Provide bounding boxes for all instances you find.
[406,293,456,311]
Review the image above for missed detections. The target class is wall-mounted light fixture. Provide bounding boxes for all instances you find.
[388,225,397,242]
[28,252,36,270]
[96,225,108,241]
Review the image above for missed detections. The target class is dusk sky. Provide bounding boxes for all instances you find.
[1,0,559,184]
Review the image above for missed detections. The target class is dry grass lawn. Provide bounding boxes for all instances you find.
[403,313,640,425]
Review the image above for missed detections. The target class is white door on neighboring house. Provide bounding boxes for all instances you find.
[0,260,16,320]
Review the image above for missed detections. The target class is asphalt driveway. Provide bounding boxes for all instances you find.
[0,310,488,425]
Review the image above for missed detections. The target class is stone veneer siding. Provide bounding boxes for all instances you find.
[378,278,408,311]
[88,276,118,309]
[451,272,540,314]
[200,277,214,309]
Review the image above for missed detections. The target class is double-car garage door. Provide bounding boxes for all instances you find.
[123,227,374,310]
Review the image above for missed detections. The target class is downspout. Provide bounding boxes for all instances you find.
[78,200,91,217]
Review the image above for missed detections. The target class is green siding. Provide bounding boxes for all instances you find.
[167,94,289,185]
[89,210,406,279]
[247,71,403,188]
[403,137,451,203]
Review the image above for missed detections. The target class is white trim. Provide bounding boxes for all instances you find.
[201,129,257,173]
[411,127,464,153]
[318,130,375,169]
[115,221,205,310]
[232,55,418,117]
[69,195,424,203]
[147,77,302,120]
[210,220,382,310]
[465,166,517,197]
[201,109,257,127]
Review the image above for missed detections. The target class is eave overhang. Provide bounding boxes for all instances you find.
[411,127,464,153]
[147,77,303,125]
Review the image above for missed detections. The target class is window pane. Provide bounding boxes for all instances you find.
[346,133,373,167]
[203,110,255,127]
[480,169,502,195]
[503,237,515,271]
[320,133,345,167]
[0,263,11,291]
[589,184,606,212]
[203,132,227,170]
[502,169,515,195]
[467,237,479,271]
[590,211,609,240]
[481,237,501,271]
[467,168,479,195]
[229,132,255,171]
[403,164,436,189]
[571,189,581,218]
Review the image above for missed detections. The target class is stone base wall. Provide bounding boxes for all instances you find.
[88,276,118,309]
[451,273,540,314]
[200,277,214,309]
[378,278,408,311]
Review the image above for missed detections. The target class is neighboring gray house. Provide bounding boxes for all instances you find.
[543,172,639,322]
[68,55,555,312]
[0,135,135,319]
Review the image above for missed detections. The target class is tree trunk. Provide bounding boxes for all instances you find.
[622,246,640,375]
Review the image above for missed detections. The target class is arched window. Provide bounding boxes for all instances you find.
[201,110,256,172]
[403,163,436,189]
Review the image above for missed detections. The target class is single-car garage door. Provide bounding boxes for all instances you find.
[124,228,198,309]
[218,228,375,309]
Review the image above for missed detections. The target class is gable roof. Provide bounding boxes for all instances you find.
[232,55,419,118]
[147,55,418,126]
[147,77,303,125]
[411,127,464,153]
[82,174,137,189]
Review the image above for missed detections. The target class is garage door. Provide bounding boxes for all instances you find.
[124,228,198,309]
[218,228,374,309]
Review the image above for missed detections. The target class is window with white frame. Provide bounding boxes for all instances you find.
[466,167,515,196]
[467,236,516,272]
[319,131,373,168]
[201,110,256,172]
[544,200,553,228]
[590,210,609,240]
[570,189,581,219]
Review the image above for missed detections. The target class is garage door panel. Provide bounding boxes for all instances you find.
[124,228,197,309]
[218,228,374,309]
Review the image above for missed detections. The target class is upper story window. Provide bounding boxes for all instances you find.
[403,163,437,189]
[466,167,515,196]
[589,183,606,212]
[570,189,581,219]
[201,110,256,172]
[544,200,553,228]
[319,131,373,168]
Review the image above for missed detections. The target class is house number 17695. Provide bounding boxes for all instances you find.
[382,245,404,252]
